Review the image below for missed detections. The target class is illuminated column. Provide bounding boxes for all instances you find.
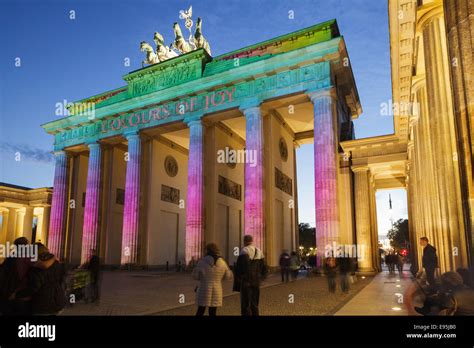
[420,3,467,270]
[6,208,16,244]
[37,206,50,244]
[15,209,26,240]
[48,150,68,259]
[308,88,339,266]
[0,210,7,246]
[81,142,102,264]
[185,120,205,263]
[444,0,474,266]
[353,166,374,272]
[22,207,34,241]
[121,133,141,265]
[242,106,265,250]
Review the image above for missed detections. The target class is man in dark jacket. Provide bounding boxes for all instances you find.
[87,249,101,303]
[278,251,290,283]
[337,256,351,293]
[419,237,438,291]
[234,235,268,316]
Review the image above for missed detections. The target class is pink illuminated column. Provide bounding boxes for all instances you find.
[185,120,205,264]
[121,132,141,265]
[308,88,339,266]
[81,142,102,264]
[242,106,265,250]
[48,150,68,260]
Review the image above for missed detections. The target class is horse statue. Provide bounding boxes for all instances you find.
[140,41,159,67]
[153,32,178,61]
[194,17,211,55]
[172,22,193,54]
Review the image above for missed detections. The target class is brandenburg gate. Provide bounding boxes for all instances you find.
[42,17,363,268]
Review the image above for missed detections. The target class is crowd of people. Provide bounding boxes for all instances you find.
[384,251,404,274]
[0,237,67,315]
[2,234,473,317]
[323,256,356,294]
[278,250,300,283]
[0,238,101,316]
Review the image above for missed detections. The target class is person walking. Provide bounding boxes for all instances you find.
[289,252,300,281]
[337,256,351,294]
[278,250,290,283]
[234,235,268,316]
[192,243,233,316]
[86,249,101,303]
[15,244,67,315]
[396,252,404,274]
[418,237,438,291]
[324,257,337,293]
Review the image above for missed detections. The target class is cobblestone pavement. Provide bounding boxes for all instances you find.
[62,270,371,316]
[155,275,371,316]
[62,270,283,315]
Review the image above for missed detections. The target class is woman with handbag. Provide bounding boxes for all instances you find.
[192,243,233,316]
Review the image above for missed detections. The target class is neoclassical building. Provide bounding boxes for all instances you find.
[384,0,473,273]
[0,183,52,251]
[39,0,473,272]
[42,19,362,268]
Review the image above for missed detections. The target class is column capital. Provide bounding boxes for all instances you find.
[87,142,101,150]
[307,87,337,103]
[184,112,205,126]
[52,150,67,157]
[124,131,140,141]
[417,2,443,31]
[352,165,370,174]
[241,106,261,118]
[185,118,203,128]
[239,97,261,112]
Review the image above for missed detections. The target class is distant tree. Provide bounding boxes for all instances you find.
[298,222,316,249]
[387,218,409,251]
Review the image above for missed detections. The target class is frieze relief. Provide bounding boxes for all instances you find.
[161,184,180,205]
[275,167,292,195]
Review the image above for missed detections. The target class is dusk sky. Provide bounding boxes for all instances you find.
[0,0,404,236]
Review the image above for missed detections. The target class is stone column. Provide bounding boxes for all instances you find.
[15,209,26,240]
[241,106,265,250]
[6,208,16,244]
[308,88,339,266]
[39,206,50,244]
[353,166,374,272]
[444,0,474,266]
[81,142,102,264]
[185,120,205,263]
[0,210,7,246]
[121,133,141,265]
[48,150,68,259]
[420,2,468,270]
[22,207,34,241]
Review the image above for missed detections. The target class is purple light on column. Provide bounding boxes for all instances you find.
[185,120,204,264]
[81,143,101,264]
[309,88,339,267]
[48,151,68,259]
[243,106,265,250]
[121,133,141,265]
